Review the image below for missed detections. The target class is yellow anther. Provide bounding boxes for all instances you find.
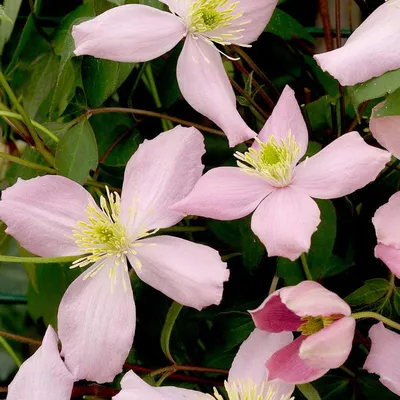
[297,314,343,336]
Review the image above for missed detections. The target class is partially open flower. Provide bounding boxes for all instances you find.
[7,326,74,400]
[251,281,356,383]
[113,329,295,400]
[373,191,400,278]
[72,0,279,146]
[364,322,400,396]
[314,1,400,86]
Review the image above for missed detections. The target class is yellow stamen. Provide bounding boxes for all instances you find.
[297,314,343,336]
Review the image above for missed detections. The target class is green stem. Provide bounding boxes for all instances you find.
[161,302,183,364]
[145,64,173,131]
[340,365,356,378]
[0,70,55,166]
[0,337,22,367]
[0,152,55,174]
[0,110,59,142]
[300,253,313,280]
[149,364,228,378]
[351,311,400,331]
[0,255,81,264]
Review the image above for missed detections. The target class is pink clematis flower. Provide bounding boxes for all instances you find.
[364,322,400,396]
[113,329,294,400]
[172,85,390,261]
[372,191,400,278]
[7,326,74,400]
[314,1,400,86]
[251,281,356,384]
[0,126,229,384]
[72,0,279,147]
[370,101,400,159]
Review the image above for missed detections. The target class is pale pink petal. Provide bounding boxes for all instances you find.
[177,35,256,147]
[250,292,303,333]
[375,244,400,279]
[257,86,308,162]
[204,0,278,45]
[158,0,194,18]
[0,175,94,257]
[58,258,135,384]
[266,336,329,384]
[293,131,390,199]
[251,186,320,261]
[314,1,400,86]
[129,235,229,310]
[113,371,204,400]
[364,322,400,396]
[120,126,205,233]
[73,5,185,62]
[373,192,400,248]
[370,101,400,158]
[229,328,294,397]
[280,281,351,317]
[7,326,74,400]
[299,317,355,369]
[171,167,273,221]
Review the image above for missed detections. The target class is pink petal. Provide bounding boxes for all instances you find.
[364,322,400,396]
[373,192,400,248]
[113,371,203,400]
[171,167,273,221]
[120,126,205,233]
[0,176,93,257]
[314,1,400,86]
[58,258,135,384]
[293,131,390,199]
[375,244,400,279]
[204,0,278,45]
[299,317,355,369]
[370,101,400,158]
[251,186,321,261]
[266,336,329,384]
[158,0,193,18]
[7,326,74,400]
[250,292,303,333]
[280,281,351,317]
[129,235,229,310]
[73,5,185,62]
[257,86,308,162]
[177,35,256,147]
[229,328,294,397]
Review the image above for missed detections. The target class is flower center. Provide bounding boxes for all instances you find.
[297,315,343,336]
[235,132,300,187]
[208,380,294,400]
[188,0,248,45]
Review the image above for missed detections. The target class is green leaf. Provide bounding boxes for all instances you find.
[55,119,98,184]
[22,53,59,118]
[0,5,13,24]
[0,0,22,53]
[107,0,125,4]
[357,376,400,400]
[27,263,80,327]
[277,257,303,286]
[345,278,391,307]
[348,68,400,110]
[307,200,337,279]
[297,383,322,400]
[265,8,314,43]
[160,301,183,363]
[374,87,400,118]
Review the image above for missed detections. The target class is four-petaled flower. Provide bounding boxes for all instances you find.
[251,281,356,384]
[172,85,390,261]
[113,329,295,400]
[0,126,229,384]
[72,0,279,147]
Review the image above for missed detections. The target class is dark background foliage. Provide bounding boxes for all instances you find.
[1,0,399,398]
